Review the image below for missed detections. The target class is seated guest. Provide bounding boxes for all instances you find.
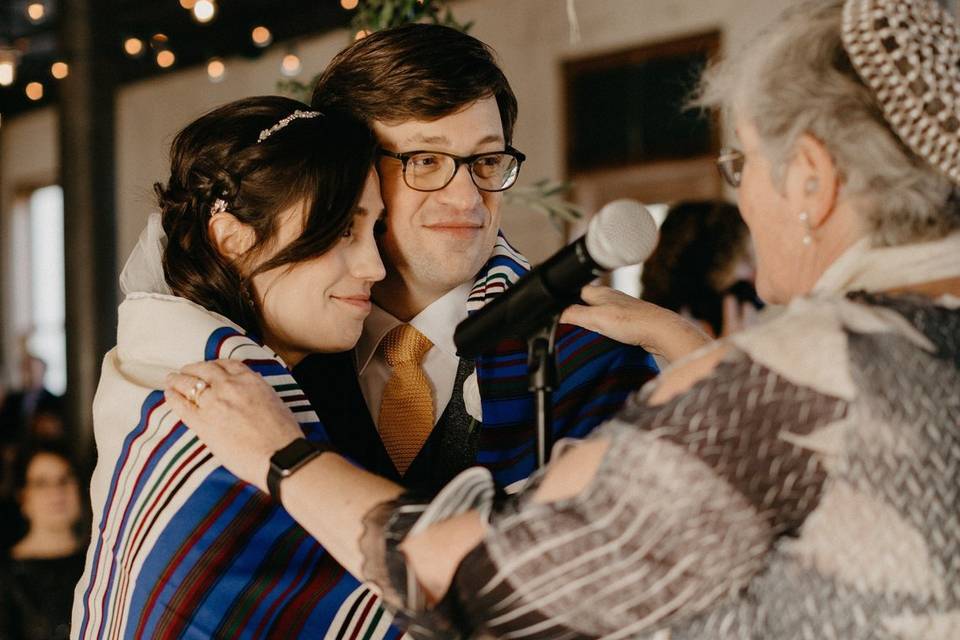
[0,444,86,640]
[167,0,960,637]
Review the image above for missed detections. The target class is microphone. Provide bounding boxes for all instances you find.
[454,199,659,358]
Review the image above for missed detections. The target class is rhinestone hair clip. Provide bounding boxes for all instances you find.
[210,109,324,215]
[257,109,323,143]
[210,198,228,215]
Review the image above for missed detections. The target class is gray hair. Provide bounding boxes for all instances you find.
[695,0,960,246]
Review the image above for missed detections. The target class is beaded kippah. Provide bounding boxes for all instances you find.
[257,109,323,143]
[842,0,960,184]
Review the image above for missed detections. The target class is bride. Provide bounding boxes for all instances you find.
[70,96,409,639]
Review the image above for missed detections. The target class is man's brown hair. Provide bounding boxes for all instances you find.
[311,23,519,143]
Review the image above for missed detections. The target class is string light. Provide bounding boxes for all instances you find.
[124,37,144,57]
[341,0,359,9]
[51,61,69,79]
[354,29,370,40]
[26,82,44,101]
[27,2,46,23]
[207,58,226,82]
[0,49,17,87]
[179,0,196,8]
[156,50,176,68]
[251,26,273,48]
[280,52,301,77]
[192,0,217,23]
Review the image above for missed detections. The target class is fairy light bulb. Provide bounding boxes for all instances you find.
[124,37,144,56]
[0,51,16,87]
[192,0,217,23]
[207,58,226,82]
[26,82,44,101]
[27,2,46,22]
[281,52,301,76]
[156,50,176,68]
[51,61,69,79]
[251,26,273,48]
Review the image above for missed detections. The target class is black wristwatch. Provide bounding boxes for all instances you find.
[267,438,332,504]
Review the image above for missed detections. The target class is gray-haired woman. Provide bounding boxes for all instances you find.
[164,0,960,637]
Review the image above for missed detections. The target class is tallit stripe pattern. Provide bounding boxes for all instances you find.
[469,235,659,487]
[75,323,407,639]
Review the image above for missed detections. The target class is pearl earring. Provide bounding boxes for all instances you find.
[798,211,813,246]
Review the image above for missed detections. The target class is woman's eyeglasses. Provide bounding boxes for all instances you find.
[716,147,745,188]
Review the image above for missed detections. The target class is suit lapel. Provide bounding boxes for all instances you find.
[292,351,401,482]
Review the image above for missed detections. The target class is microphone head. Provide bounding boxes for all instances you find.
[585,199,659,269]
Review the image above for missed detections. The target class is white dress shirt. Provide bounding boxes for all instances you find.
[355,283,472,427]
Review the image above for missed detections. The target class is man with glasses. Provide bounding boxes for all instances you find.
[294,24,658,494]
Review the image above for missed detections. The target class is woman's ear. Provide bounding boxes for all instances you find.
[208,212,255,264]
[787,133,840,229]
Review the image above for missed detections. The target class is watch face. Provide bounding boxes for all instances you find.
[271,438,318,473]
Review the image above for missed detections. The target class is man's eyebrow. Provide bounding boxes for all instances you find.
[405,133,451,146]
[402,133,505,147]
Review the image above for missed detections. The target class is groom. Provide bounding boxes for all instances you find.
[295,24,658,491]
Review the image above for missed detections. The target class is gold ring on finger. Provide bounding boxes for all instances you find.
[189,379,209,406]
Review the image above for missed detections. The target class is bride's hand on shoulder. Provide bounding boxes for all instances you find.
[560,285,712,363]
[164,359,303,492]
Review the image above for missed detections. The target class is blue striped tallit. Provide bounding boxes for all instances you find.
[72,293,407,640]
[468,234,659,487]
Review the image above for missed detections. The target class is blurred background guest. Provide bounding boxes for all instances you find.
[0,354,65,447]
[641,200,760,337]
[0,444,86,640]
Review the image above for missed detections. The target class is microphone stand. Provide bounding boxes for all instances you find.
[527,315,560,469]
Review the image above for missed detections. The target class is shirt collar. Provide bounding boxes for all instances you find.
[355,282,472,374]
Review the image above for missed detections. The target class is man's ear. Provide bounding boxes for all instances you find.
[787,133,840,229]
[208,212,255,263]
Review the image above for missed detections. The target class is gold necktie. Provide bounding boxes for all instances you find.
[379,324,435,475]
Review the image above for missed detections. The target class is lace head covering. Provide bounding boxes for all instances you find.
[842,0,960,183]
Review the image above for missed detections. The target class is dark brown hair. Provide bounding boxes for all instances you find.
[13,441,81,494]
[311,23,519,143]
[641,200,751,335]
[156,96,376,335]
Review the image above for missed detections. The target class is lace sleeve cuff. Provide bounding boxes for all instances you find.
[359,467,496,638]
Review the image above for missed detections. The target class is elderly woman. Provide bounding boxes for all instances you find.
[166,0,960,637]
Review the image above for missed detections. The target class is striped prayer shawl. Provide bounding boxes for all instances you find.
[469,235,659,487]
[72,293,406,640]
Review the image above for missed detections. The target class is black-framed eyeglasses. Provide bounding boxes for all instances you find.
[378,146,526,193]
[716,147,745,188]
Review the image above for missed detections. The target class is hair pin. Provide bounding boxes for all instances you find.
[210,198,229,215]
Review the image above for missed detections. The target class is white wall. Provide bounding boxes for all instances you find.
[0,0,794,368]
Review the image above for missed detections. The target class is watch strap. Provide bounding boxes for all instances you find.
[267,438,333,504]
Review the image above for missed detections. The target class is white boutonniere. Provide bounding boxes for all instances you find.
[462,370,483,423]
